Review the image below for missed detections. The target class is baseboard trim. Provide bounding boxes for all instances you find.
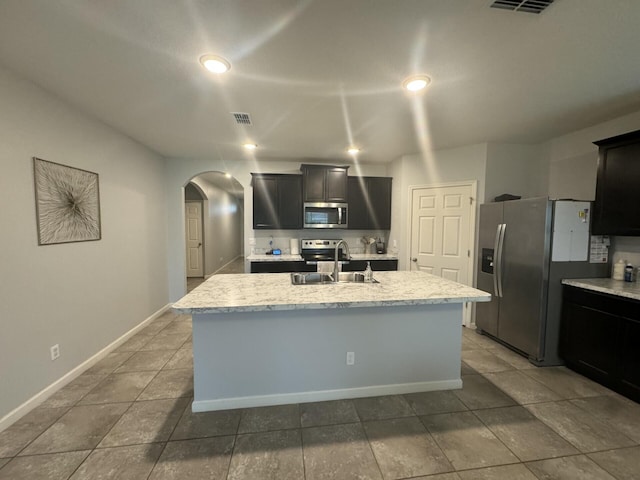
[0,303,173,433]
[192,379,462,412]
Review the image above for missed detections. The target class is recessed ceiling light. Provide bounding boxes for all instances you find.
[243,143,257,150]
[347,147,360,155]
[402,75,431,92]
[199,54,231,74]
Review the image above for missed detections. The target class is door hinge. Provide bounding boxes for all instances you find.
[467,250,471,257]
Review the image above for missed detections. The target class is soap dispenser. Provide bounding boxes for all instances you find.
[364,261,373,282]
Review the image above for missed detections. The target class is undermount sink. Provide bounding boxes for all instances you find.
[290,272,379,285]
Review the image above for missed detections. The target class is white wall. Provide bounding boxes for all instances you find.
[388,143,488,271]
[190,177,243,275]
[0,66,168,421]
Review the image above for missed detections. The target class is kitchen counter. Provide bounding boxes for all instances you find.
[173,271,489,314]
[246,252,399,262]
[246,254,303,262]
[350,252,399,260]
[562,278,640,302]
[174,272,489,412]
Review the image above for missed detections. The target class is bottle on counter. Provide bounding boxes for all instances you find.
[364,261,373,282]
[612,259,626,281]
[624,264,634,282]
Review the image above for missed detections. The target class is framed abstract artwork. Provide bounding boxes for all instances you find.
[33,157,102,245]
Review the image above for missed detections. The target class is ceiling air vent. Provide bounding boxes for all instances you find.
[231,112,252,125]
[490,0,555,14]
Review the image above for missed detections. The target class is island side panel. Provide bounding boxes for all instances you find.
[191,303,462,412]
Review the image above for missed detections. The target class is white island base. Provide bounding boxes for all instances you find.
[191,303,462,412]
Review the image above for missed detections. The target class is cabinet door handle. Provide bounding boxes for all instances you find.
[412,258,418,262]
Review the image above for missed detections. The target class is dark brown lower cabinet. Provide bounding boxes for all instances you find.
[342,260,398,272]
[250,261,315,273]
[560,286,640,402]
[250,259,398,273]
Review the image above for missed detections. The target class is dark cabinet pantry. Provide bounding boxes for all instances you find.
[301,165,349,203]
[592,129,640,236]
[252,174,302,229]
[347,176,392,230]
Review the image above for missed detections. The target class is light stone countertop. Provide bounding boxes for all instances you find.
[246,254,304,262]
[173,271,491,314]
[246,253,399,262]
[562,278,640,302]
[350,253,399,261]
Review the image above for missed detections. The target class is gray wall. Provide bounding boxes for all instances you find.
[190,176,243,276]
[485,143,548,202]
[0,65,169,422]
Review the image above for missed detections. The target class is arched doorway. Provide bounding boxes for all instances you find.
[185,172,245,292]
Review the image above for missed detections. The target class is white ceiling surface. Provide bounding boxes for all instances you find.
[1,1,640,164]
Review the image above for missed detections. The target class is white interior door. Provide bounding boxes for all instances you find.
[410,183,476,324]
[185,201,203,277]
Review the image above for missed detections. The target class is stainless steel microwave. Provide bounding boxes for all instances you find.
[303,202,348,229]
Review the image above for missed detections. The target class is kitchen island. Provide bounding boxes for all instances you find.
[173,271,490,412]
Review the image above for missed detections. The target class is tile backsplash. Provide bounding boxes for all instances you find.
[611,236,640,272]
[249,231,393,255]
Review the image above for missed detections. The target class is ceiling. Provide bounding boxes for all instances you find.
[195,172,245,199]
[1,0,640,164]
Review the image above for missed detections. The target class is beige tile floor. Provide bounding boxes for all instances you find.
[1,313,639,479]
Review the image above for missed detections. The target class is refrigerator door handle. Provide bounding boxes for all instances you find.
[492,224,501,296]
[496,223,506,298]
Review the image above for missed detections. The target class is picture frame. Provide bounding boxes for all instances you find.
[33,157,102,245]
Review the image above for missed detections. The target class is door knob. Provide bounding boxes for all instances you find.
[198,243,202,247]
[412,258,418,262]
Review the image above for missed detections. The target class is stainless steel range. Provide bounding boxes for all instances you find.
[301,239,350,264]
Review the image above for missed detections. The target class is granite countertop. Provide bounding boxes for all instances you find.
[246,254,304,262]
[246,253,399,262]
[562,278,640,302]
[350,253,399,261]
[173,271,491,314]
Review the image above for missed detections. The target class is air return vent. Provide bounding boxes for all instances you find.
[231,112,252,125]
[491,0,554,14]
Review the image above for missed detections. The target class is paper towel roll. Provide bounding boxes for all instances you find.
[290,238,300,255]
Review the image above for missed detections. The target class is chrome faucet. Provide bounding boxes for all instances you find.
[333,239,350,282]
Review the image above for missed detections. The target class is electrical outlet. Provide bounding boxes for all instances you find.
[346,351,355,365]
[50,344,60,361]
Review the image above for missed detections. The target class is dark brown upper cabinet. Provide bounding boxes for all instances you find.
[301,165,349,203]
[251,174,302,229]
[347,176,392,230]
[593,130,640,236]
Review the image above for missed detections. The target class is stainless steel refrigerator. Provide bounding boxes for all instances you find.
[476,197,608,366]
